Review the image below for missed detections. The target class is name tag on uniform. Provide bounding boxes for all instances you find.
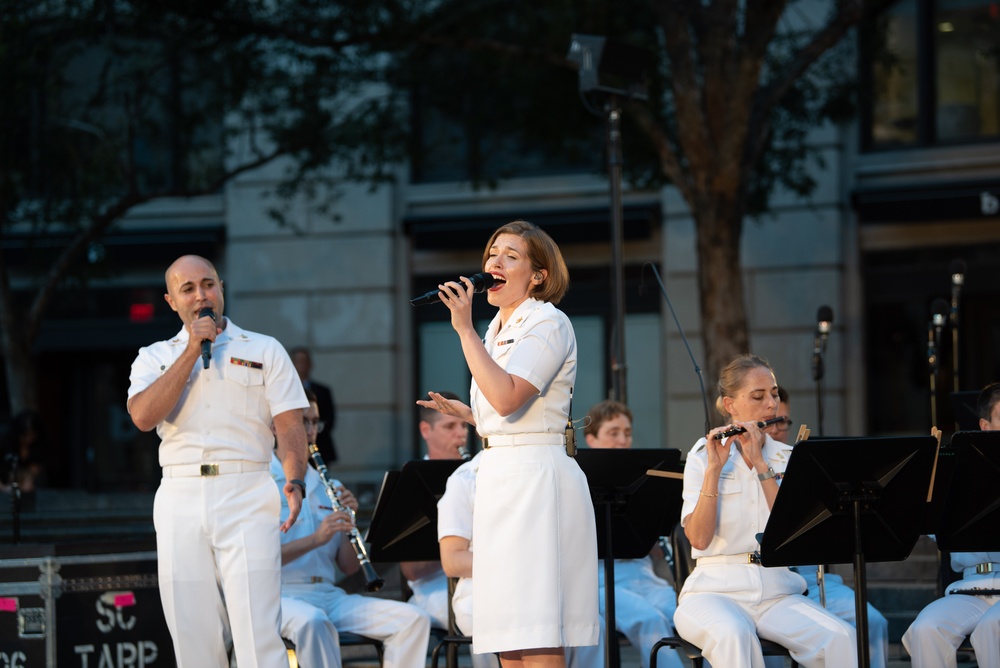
[230,357,263,369]
[719,471,735,480]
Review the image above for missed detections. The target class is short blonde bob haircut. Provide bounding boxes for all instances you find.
[481,220,570,304]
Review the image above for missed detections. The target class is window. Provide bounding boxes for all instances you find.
[866,0,1000,149]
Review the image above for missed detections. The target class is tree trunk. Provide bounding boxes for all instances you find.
[0,251,38,413]
[694,202,750,422]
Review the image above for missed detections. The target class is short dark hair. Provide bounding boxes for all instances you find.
[419,391,462,425]
[584,400,632,438]
[777,385,789,404]
[978,382,1000,424]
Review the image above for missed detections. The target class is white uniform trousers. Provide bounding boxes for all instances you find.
[408,570,450,630]
[455,601,607,668]
[280,596,342,668]
[805,579,888,668]
[283,582,431,668]
[902,593,1000,668]
[599,584,682,668]
[154,471,287,668]
[674,592,858,668]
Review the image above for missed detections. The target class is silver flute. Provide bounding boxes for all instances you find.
[308,444,384,592]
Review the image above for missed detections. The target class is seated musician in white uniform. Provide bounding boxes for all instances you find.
[274,390,431,668]
[766,386,889,668]
[400,391,471,630]
[672,354,857,668]
[902,381,1000,668]
[583,400,683,668]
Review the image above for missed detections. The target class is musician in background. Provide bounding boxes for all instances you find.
[583,400,682,668]
[767,386,890,668]
[273,390,431,668]
[291,346,338,463]
[767,386,793,444]
[673,354,857,668]
[901,381,1000,668]
[401,391,472,630]
[127,254,308,668]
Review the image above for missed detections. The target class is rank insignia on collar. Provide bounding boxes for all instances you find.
[230,357,263,369]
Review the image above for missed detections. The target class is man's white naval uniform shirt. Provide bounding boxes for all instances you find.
[128,319,308,465]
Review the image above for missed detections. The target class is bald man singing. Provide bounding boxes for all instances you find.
[127,255,309,667]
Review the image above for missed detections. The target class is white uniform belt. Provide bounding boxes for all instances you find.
[482,433,566,448]
[162,460,268,478]
[697,553,761,566]
[964,562,1000,576]
[283,576,334,585]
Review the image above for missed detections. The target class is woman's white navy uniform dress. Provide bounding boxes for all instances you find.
[438,452,606,667]
[672,433,858,668]
[470,297,600,655]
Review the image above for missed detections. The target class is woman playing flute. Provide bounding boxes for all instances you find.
[673,354,858,668]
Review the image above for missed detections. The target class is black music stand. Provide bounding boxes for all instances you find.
[575,448,684,668]
[366,459,463,562]
[935,430,1000,552]
[949,392,981,432]
[759,435,938,668]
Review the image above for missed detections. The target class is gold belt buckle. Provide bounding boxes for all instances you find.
[977,563,995,575]
[200,463,220,477]
[483,437,491,449]
[749,552,761,565]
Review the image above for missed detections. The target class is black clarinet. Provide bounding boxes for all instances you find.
[308,444,384,592]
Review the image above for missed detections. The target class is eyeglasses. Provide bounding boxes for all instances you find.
[773,418,793,432]
[304,419,326,434]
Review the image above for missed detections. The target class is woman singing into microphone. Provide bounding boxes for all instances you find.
[673,354,858,668]
[417,220,598,667]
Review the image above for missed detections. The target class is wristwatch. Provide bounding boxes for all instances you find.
[757,466,777,481]
[290,478,307,496]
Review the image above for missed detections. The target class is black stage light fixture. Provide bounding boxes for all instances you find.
[567,34,652,100]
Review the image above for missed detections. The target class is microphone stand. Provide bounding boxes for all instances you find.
[927,321,939,429]
[5,453,21,544]
[951,273,962,394]
[606,96,628,404]
[812,336,826,437]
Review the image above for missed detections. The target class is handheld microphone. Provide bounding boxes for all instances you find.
[410,272,496,306]
[198,307,216,369]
